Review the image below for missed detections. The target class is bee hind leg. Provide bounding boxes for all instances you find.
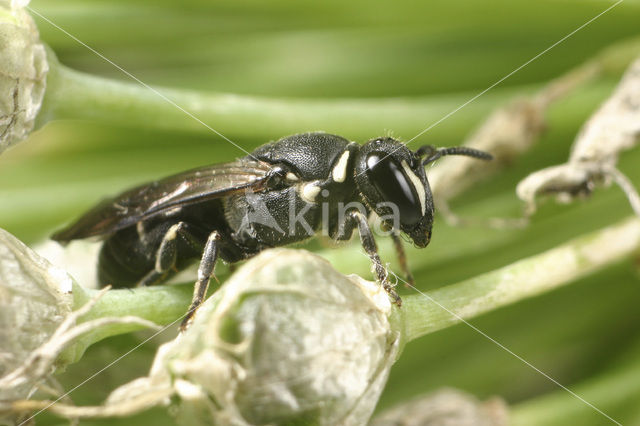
[180,230,221,331]
[137,223,222,331]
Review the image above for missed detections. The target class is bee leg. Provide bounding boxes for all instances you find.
[180,230,221,331]
[391,231,415,288]
[348,210,401,306]
[138,222,191,287]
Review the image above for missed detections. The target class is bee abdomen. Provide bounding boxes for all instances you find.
[98,226,157,288]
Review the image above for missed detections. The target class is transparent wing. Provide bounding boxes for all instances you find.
[52,159,273,241]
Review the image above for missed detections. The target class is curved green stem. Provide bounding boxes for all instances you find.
[59,282,193,363]
[35,36,640,147]
[34,51,523,144]
[401,217,640,342]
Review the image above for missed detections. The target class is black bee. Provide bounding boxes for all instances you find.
[53,132,491,328]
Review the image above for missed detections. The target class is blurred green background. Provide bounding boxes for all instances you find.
[1,0,640,424]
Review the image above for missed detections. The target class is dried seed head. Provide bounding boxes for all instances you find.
[428,98,546,202]
[516,57,640,216]
[570,57,640,165]
[136,249,401,425]
[0,0,48,153]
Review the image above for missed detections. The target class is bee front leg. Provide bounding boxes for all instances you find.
[347,210,401,306]
[180,230,221,331]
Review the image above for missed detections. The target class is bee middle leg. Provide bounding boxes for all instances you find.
[138,221,201,287]
[390,231,415,288]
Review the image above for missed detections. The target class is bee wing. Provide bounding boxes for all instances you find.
[52,159,273,241]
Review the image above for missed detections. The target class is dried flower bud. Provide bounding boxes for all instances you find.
[112,249,401,425]
[0,230,161,425]
[0,228,73,422]
[0,0,48,153]
[370,388,509,426]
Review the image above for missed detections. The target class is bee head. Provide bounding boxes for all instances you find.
[354,137,492,248]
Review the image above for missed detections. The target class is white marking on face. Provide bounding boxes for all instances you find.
[300,181,322,203]
[332,150,351,183]
[401,160,426,215]
[286,172,299,182]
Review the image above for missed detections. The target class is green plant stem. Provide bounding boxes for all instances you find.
[75,282,194,325]
[511,340,640,426]
[60,282,193,363]
[35,37,640,146]
[36,55,505,143]
[401,217,640,343]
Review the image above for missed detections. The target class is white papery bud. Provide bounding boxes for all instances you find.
[0,230,163,425]
[111,249,401,425]
[0,228,73,423]
[370,388,508,426]
[0,0,48,153]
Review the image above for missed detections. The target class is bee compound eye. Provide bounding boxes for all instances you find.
[365,153,424,225]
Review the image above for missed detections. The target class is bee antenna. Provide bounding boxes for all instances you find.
[419,145,493,166]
